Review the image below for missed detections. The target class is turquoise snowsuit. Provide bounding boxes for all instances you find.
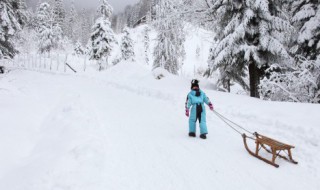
[186,89,211,135]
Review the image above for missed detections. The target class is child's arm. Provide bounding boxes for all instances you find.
[185,94,192,109]
[185,95,192,117]
[203,92,214,111]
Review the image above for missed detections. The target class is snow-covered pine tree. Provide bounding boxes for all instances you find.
[132,4,141,27]
[14,25,38,54]
[79,9,91,46]
[65,0,78,43]
[144,26,150,64]
[0,0,24,58]
[178,0,214,31]
[14,0,34,53]
[146,10,152,24]
[150,0,157,20]
[89,0,115,71]
[16,0,29,26]
[290,0,320,60]
[128,5,137,27]
[35,2,62,54]
[207,0,293,98]
[111,15,118,32]
[84,40,92,56]
[122,5,133,27]
[74,41,84,55]
[115,14,125,33]
[121,27,135,61]
[153,0,185,75]
[137,0,150,19]
[254,1,320,103]
[52,0,65,34]
[260,57,320,103]
[208,47,249,92]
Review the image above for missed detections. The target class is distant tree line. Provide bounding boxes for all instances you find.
[1,0,319,103]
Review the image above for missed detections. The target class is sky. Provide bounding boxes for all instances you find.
[26,0,140,13]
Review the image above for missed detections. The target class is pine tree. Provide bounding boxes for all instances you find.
[260,58,320,103]
[144,26,150,64]
[249,1,320,103]
[16,0,29,26]
[0,0,24,58]
[99,0,112,19]
[65,0,78,43]
[146,10,152,24]
[74,41,84,55]
[52,0,65,34]
[123,5,133,28]
[89,0,115,71]
[111,15,118,32]
[14,0,34,54]
[208,47,249,92]
[132,4,141,27]
[290,0,320,60]
[35,2,62,54]
[151,0,157,20]
[79,9,89,45]
[208,0,293,98]
[153,0,185,75]
[139,0,152,20]
[114,14,124,33]
[121,27,135,61]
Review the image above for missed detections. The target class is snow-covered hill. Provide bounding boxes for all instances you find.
[0,62,319,190]
[111,24,214,77]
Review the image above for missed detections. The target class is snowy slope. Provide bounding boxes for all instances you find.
[0,62,319,190]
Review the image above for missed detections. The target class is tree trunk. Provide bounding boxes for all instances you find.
[223,79,231,93]
[249,62,260,98]
[227,79,231,93]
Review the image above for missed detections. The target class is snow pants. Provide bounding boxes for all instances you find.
[189,103,208,135]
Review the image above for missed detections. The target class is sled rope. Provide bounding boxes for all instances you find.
[213,110,254,136]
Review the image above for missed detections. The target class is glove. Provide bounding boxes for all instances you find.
[185,109,189,117]
[209,103,214,111]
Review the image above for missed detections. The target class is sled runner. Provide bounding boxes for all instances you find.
[213,111,298,168]
[242,132,298,168]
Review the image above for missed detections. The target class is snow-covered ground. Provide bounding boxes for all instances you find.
[0,62,319,190]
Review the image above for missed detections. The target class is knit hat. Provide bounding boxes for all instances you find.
[191,79,199,89]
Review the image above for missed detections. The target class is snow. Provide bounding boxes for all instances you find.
[0,61,320,190]
[182,25,213,77]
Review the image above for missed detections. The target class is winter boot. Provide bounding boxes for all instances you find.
[200,134,207,139]
[189,132,196,137]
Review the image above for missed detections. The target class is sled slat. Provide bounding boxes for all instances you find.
[256,133,295,150]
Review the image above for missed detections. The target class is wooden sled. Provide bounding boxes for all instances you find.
[242,132,298,168]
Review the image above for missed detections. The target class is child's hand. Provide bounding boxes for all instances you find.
[185,109,189,117]
[209,103,214,111]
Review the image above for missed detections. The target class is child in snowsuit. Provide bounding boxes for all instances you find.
[185,79,213,139]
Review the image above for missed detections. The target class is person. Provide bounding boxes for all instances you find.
[185,79,213,139]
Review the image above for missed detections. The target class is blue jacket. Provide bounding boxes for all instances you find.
[186,89,211,110]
